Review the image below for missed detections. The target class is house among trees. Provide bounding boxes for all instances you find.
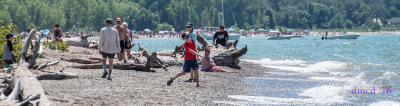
[389,17,400,26]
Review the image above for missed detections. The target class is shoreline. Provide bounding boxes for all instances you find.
[37,46,269,105]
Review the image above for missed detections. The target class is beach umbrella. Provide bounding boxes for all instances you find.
[163,30,170,33]
[227,28,235,31]
[144,29,151,32]
[195,29,202,32]
[159,31,164,34]
[131,30,136,33]
[39,29,50,35]
[287,29,292,31]
[269,29,274,31]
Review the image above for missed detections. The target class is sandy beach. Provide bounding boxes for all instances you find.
[35,46,269,105]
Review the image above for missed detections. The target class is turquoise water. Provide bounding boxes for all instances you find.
[132,34,400,105]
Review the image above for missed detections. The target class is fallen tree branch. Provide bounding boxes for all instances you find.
[19,94,40,106]
[73,63,154,72]
[35,61,59,70]
[36,72,79,80]
[6,78,20,102]
[62,58,100,64]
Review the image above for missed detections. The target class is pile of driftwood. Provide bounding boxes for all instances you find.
[0,29,83,105]
[70,33,247,71]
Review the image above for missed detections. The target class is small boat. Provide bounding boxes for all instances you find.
[323,34,360,40]
[267,36,291,40]
[202,33,240,40]
[288,35,304,38]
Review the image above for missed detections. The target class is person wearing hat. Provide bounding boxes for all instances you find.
[53,24,63,42]
[3,33,17,68]
[185,22,197,44]
[184,22,199,82]
[213,25,229,47]
[98,18,121,81]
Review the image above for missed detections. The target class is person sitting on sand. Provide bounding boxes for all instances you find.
[201,47,226,72]
[53,24,63,42]
[98,18,120,81]
[167,33,200,87]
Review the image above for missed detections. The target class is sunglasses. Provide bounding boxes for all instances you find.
[116,21,121,22]
[186,26,192,28]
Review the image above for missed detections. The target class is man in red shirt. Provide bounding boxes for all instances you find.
[167,33,200,87]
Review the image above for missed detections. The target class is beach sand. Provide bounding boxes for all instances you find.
[36,46,269,105]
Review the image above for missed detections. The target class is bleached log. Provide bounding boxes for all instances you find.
[6,78,20,101]
[61,58,100,64]
[73,63,151,72]
[36,72,78,80]
[19,94,40,106]
[63,35,90,48]
[212,45,248,69]
[35,61,59,70]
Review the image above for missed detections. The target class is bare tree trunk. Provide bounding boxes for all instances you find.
[213,45,248,69]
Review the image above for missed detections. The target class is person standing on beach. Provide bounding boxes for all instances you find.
[184,22,199,82]
[122,22,134,59]
[3,33,17,68]
[113,18,128,63]
[54,24,63,42]
[99,18,120,81]
[167,33,200,87]
[213,25,229,47]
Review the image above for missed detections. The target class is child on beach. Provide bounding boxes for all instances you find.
[167,33,200,87]
[3,33,17,68]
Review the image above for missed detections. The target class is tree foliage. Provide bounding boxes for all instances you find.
[0,0,399,31]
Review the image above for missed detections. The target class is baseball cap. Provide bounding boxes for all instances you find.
[6,33,17,39]
[104,18,113,24]
[186,22,193,27]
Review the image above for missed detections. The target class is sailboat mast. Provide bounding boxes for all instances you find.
[222,0,225,26]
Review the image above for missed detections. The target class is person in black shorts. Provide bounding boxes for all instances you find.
[98,18,121,80]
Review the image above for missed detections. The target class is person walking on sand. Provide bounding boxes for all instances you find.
[167,33,200,87]
[99,18,120,81]
[114,17,128,63]
[213,25,229,47]
[54,24,63,42]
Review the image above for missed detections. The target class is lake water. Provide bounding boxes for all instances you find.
[132,34,400,105]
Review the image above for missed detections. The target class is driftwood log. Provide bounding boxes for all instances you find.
[63,35,90,48]
[225,40,239,50]
[36,72,78,80]
[1,29,51,106]
[61,58,100,64]
[212,45,247,69]
[73,63,152,72]
[35,61,59,70]
[196,34,210,51]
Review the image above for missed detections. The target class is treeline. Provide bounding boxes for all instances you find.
[0,0,399,32]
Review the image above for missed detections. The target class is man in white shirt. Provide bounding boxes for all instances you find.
[98,18,121,81]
